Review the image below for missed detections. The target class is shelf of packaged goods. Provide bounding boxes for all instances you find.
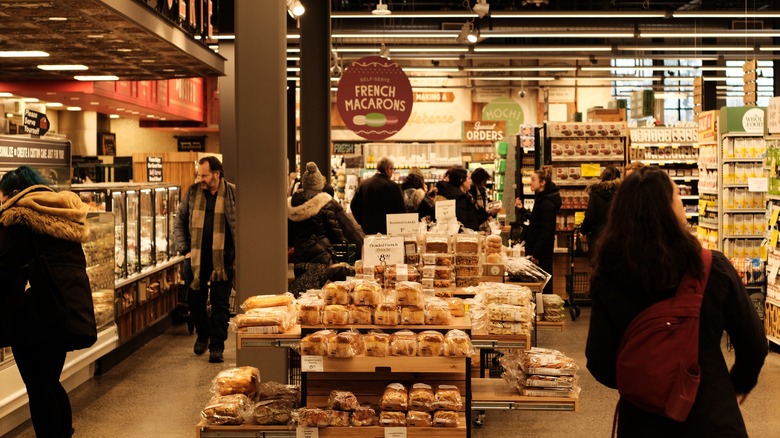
[550,156,624,162]
[672,176,700,181]
[722,157,765,163]
[722,235,766,239]
[699,189,718,196]
[301,316,471,332]
[236,326,302,349]
[700,165,719,171]
[723,209,767,214]
[768,194,780,201]
[642,160,698,165]
[630,143,698,148]
[471,332,531,350]
[471,378,579,412]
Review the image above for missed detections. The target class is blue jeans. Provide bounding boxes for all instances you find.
[183,258,233,352]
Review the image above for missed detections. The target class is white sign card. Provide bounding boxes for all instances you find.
[384,427,408,438]
[748,177,768,192]
[769,264,779,286]
[387,213,420,236]
[301,355,324,372]
[436,199,456,221]
[363,235,405,267]
[297,426,319,438]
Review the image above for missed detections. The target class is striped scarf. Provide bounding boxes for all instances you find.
[189,179,228,290]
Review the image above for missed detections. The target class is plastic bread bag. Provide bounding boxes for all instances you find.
[504,256,551,287]
[211,366,261,398]
[327,409,351,427]
[432,410,460,428]
[395,280,424,307]
[322,281,353,305]
[442,329,474,357]
[327,389,360,411]
[424,297,453,326]
[201,394,252,425]
[232,305,296,334]
[466,301,487,332]
[478,283,533,307]
[296,296,324,325]
[522,374,579,389]
[389,330,418,356]
[351,405,377,426]
[519,386,581,398]
[322,304,350,325]
[487,303,534,323]
[385,265,422,288]
[432,384,462,411]
[293,407,330,428]
[519,347,579,376]
[350,279,382,306]
[488,320,533,336]
[251,398,296,425]
[374,302,400,326]
[407,410,432,427]
[379,411,407,427]
[299,329,337,356]
[417,330,445,357]
[400,306,425,325]
[363,331,390,357]
[241,292,295,311]
[327,330,364,358]
[379,383,408,411]
[257,381,300,403]
[408,383,435,412]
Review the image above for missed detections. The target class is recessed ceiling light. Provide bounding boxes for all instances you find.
[87,35,104,39]
[37,64,88,71]
[45,102,63,107]
[109,114,120,119]
[0,51,49,57]
[160,118,167,121]
[48,17,68,21]
[0,92,12,97]
[116,48,132,52]
[69,97,80,100]
[21,98,39,103]
[74,75,119,81]
[90,102,100,105]
[116,108,125,111]
[162,69,176,72]
[46,92,57,95]
[146,114,155,118]
[66,106,82,111]
[141,59,155,63]
[131,111,139,115]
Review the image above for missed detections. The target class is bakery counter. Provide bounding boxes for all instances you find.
[196,414,468,438]
[236,326,302,349]
[471,378,579,412]
[301,315,472,332]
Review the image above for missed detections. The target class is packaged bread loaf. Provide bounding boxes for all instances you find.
[379,411,407,427]
[300,329,336,356]
[424,235,450,254]
[297,297,324,325]
[396,281,424,307]
[257,381,300,403]
[379,383,408,411]
[327,330,364,358]
[425,298,453,325]
[417,330,444,357]
[488,321,532,335]
[488,303,534,323]
[374,303,400,326]
[433,385,462,410]
[295,407,330,427]
[233,306,294,332]
[433,410,460,427]
[408,383,435,411]
[251,398,295,425]
[328,409,351,427]
[323,281,352,305]
[352,280,382,306]
[201,394,251,425]
[390,330,418,356]
[455,265,481,277]
[328,390,360,411]
[400,306,425,325]
[442,329,473,357]
[349,305,373,325]
[212,366,261,398]
[323,304,350,325]
[351,406,377,426]
[407,410,432,427]
[481,286,533,306]
[445,297,465,317]
[241,292,294,310]
[364,331,390,357]
[519,347,579,376]
[385,265,421,284]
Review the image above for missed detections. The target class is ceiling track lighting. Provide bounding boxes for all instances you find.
[373,0,391,16]
[456,22,479,45]
[286,0,305,18]
[473,0,490,19]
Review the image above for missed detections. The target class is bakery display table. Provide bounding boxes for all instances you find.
[471,378,579,412]
[536,321,566,332]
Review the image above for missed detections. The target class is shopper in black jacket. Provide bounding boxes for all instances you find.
[579,165,621,248]
[0,166,94,438]
[437,167,483,231]
[350,157,405,235]
[524,166,561,294]
[586,166,766,437]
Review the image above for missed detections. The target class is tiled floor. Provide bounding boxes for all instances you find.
[4,308,780,438]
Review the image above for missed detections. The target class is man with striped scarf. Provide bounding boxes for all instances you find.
[174,156,237,363]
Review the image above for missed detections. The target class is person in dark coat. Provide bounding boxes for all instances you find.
[401,171,435,221]
[288,162,364,283]
[0,165,95,438]
[468,167,500,230]
[524,166,561,294]
[436,167,483,231]
[350,157,405,234]
[579,165,621,248]
[586,166,767,438]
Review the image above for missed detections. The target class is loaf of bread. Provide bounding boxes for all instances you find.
[327,331,364,358]
[328,390,360,411]
[233,306,293,331]
[323,305,350,325]
[202,394,251,425]
[424,238,450,254]
[257,381,300,402]
[363,332,390,357]
[443,329,473,357]
[328,409,351,427]
[417,330,444,357]
[241,293,294,310]
[433,385,463,411]
[351,406,377,426]
[408,383,435,412]
[379,411,407,427]
[396,281,424,307]
[425,299,453,325]
[349,305,373,325]
[488,303,534,323]
[323,281,352,305]
[352,281,382,305]
[300,329,336,356]
[374,303,400,326]
[407,410,432,427]
[213,366,261,398]
[455,237,479,254]
[379,383,408,411]
[296,407,330,427]
[433,410,460,427]
[445,297,465,317]
[251,398,295,425]
[297,299,324,325]
[390,330,418,356]
[400,306,425,325]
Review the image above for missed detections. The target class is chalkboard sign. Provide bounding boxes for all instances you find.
[146,156,163,182]
[177,135,206,152]
[333,142,359,154]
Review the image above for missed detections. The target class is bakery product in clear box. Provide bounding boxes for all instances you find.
[390,330,418,356]
[424,235,450,253]
[455,254,480,266]
[417,330,444,357]
[348,305,373,325]
[455,276,480,288]
[323,281,353,305]
[379,383,408,411]
[454,235,480,253]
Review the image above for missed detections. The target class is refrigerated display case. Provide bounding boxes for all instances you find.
[84,212,115,330]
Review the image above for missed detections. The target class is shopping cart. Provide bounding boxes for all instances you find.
[566,228,591,321]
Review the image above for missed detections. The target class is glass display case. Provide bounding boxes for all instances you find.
[167,186,180,259]
[84,212,115,330]
[139,188,154,270]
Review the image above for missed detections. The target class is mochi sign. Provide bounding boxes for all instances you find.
[337,56,413,140]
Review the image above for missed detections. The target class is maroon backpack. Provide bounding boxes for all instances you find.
[615,248,713,422]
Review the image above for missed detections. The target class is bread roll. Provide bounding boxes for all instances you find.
[364,332,390,357]
[323,305,350,325]
[433,385,462,411]
[241,293,294,310]
[417,330,444,357]
[408,383,435,412]
[400,306,425,325]
[433,410,459,427]
[407,410,432,427]
[390,330,418,356]
[323,281,352,305]
[351,406,377,426]
[379,383,408,411]
[349,305,373,325]
[300,329,336,356]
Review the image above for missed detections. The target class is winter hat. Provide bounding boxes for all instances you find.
[301,162,325,191]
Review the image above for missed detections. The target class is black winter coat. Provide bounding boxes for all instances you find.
[586,251,767,437]
[288,191,363,265]
[350,172,405,235]
[403,188,435,220]
[525,183,562,267]
[579,178,620,244]
[437,182,482,231]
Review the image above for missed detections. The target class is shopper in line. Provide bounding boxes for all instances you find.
[579,165,621,251]
[437,167,483,231]
[401,171,435,221]
[350,157,405,234]
[468,167,501,230]
[521,166,561,294]
[174,156,237,364]
[0,165,95,438]
[625,161,645,176]
[585,166,767,437]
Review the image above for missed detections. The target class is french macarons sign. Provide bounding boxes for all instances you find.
[337,56,413,141]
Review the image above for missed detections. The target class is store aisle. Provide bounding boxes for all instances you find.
[4,309,780,438]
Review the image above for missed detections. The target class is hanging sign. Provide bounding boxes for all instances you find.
[337,56,414,140]
[462,121,506,142]
[23,109,49,136]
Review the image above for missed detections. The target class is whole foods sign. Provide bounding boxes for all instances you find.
[337,56,413,140]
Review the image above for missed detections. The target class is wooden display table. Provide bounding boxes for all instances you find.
[536,320,566,332]
[471,378,579,412]
[301,315,472,332]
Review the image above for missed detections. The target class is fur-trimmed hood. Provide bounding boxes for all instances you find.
[0,185,89,243]
[287,192,333,222]
[585,178,621,194]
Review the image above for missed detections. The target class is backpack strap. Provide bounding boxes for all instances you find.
[676,248,712,297]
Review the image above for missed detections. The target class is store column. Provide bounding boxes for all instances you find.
[234,0,289,381]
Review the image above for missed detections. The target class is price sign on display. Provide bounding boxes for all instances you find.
[748,177,768,192]
[363,235,405,267]
[384,427,408,438]
[301,355,324,372]
[297,426,319,438]
[436,199,456,221]
[386,213,419,236]
[769,264,779,286]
